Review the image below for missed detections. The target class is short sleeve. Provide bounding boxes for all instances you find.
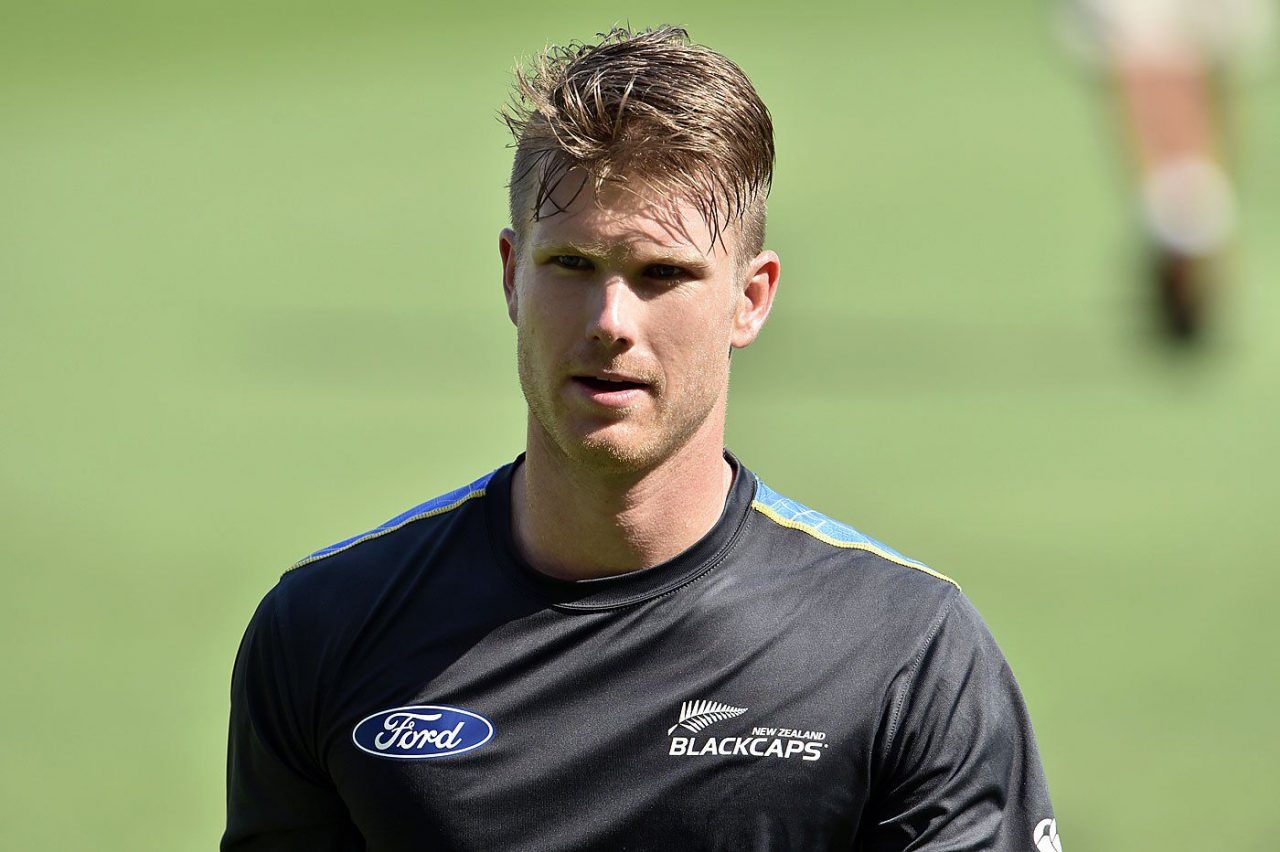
[222,587,362,851]
[860,592,1060,852]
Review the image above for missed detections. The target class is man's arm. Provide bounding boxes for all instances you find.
[222,587,361,851]
[860,592,1060,852]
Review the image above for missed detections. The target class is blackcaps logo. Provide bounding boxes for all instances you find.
[666,698,829,761]
[352,705,494,759]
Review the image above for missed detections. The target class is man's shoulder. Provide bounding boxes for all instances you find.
[288,469,494,572]
[746,475,960,594]
[731,472,977,676]
[238,464,512,681]
[740,474,962,642]
[273,466,498,604]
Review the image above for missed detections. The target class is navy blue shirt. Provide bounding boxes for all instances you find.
[223,455,1058,851]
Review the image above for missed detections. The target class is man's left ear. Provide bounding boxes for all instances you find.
[731,250,780,349]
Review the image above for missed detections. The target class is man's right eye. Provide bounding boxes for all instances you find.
[551,255,592,270]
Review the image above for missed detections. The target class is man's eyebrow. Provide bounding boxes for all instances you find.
[532,241,713,270]
[532,241,611,258]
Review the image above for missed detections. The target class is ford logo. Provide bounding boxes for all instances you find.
[352,705,494,760]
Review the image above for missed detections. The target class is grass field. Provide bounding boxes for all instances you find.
[3,2,1278,849]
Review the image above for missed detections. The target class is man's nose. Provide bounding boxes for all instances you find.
[588,277,638,348]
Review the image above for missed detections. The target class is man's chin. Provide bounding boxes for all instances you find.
[528,402,712,474]
[572,436,659,471]
[557,424,668,472]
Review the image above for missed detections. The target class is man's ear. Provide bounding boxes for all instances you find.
[499,228,519,326]
[731,249,780,349]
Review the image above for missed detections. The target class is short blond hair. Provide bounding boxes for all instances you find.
[503,26,774,257]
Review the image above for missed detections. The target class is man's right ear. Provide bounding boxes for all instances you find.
[499,228,519,326]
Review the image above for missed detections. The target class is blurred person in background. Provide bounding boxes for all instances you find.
[1059,0,1276,339]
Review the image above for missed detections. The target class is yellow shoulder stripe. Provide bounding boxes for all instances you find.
[750,501,960,590]
[287,487,487,573]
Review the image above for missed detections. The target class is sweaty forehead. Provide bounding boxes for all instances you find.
[530,173,735,262]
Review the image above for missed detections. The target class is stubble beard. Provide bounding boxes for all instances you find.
[516,329,730,475]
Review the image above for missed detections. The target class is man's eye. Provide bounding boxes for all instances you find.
[552,255,592,270]
[646,264,684,280]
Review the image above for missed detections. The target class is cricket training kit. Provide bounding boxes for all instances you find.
[224,455,1057,851]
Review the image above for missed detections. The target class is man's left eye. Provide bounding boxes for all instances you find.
[646,264,684,280]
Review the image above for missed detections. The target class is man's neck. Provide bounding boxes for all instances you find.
[511,425,733,582]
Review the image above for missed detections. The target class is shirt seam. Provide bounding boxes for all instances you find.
[882,587,963,763]
[255,587,331,786]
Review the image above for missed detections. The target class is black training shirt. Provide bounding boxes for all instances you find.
[223,454,1059,851]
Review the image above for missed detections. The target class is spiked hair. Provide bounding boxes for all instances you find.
[502,25,774,256]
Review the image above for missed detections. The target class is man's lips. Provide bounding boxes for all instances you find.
[572,375,649,392]
[568,372,653,407]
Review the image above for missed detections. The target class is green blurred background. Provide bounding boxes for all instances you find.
[3,1,1277,848]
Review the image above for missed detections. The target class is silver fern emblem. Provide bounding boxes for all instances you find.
[666,699,748,735]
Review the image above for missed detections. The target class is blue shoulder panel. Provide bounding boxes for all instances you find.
[751,478,958,588]
[290,470,495,571]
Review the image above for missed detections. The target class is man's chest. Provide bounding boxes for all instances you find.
[320,598,891,850]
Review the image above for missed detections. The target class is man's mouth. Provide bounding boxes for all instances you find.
[572,375,649,393]
[568,372,653,408]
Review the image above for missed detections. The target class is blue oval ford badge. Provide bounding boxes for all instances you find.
[352,705,494,760]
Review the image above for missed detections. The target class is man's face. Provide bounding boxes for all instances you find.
[499,175,778,472]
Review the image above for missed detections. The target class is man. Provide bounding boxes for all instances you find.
[1059,0,1275,338]
[224,26,1059,851]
